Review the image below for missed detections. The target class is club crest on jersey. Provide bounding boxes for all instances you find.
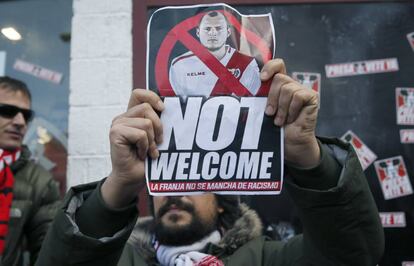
[228,68,241,78]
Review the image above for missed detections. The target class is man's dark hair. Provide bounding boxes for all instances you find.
[0,76,32,101]
[198,10,230,28]
[215,195,241,230]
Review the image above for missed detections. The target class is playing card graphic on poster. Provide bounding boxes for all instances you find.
[396,88,414,125]
[341,130,377,170]
[292,72,321,93]
[146,3,282,195]
[374,156,413,200]
[292,72,321,107]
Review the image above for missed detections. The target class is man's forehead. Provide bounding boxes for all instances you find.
[0,88,31,106]
[200,14,228,27]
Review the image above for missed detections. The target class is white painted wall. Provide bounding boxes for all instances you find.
[68,0,133,188]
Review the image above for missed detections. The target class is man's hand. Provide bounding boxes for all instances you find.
[102,89,164,208]
[261,59,320,168]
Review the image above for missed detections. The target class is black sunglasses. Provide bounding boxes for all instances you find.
[0,103,34,122]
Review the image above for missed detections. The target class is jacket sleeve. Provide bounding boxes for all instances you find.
[283,137,384,265]
[35,180,139,266]
[24,166,61,266]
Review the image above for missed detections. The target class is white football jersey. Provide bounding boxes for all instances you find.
[169,45,261,97]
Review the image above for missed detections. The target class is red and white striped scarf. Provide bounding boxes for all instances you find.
[0,148,20,254]
[155,230,224,266]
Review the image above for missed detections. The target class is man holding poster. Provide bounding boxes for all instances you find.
[37,58,384,265]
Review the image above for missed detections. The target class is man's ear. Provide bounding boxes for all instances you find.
[227,27,231,38]
[196,28,200,38]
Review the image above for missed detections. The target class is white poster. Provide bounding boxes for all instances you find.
[145,3,282,196]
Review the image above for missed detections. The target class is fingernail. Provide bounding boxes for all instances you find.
[265,105,274,115]
[275,116,283,126]
[157,100,164,110]
[260,71,268,80]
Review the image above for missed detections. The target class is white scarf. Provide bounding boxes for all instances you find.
[155,230,224,266]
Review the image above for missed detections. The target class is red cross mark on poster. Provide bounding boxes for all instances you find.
[154,10,273,96]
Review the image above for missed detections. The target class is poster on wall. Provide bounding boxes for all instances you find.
[145,3,282,195]
[374,156,413,200]
[13,59,63,84]
[325,58,399,78]
[396,87,414,125]
[341,130,377,170]
[379,212,406,228]
[0,51,5,76]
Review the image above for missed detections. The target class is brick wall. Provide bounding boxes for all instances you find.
[68,0,133,188]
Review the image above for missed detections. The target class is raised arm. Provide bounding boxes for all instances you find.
[260,58,320,168]
[260,59,384,265]
[101,89,164,208]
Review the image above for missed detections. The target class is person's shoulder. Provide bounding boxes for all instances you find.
[171,51,198,66]
[127,216,156,263]
[231,47,256,63]
[15,159,56,189]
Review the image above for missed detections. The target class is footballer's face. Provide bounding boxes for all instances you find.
[197,13,230,52]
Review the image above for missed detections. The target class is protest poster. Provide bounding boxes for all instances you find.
[145,3,282,195]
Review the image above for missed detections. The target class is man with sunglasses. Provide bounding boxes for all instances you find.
[0,77,60,266]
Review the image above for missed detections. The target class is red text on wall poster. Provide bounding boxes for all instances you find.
[13,59,63,84]
[341,130,377,171]
[374,156,413,200]
[407,32,414,52]
[146,4,282,196]
[325,58,399,78]
[396,88,414,125]
[379,212,406,228]
[400,129,414,144]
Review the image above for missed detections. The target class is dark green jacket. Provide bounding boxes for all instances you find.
[37,138,384,265]
[1,147,60,266]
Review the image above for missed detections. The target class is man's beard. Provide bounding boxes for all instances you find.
[153,197,218,246]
